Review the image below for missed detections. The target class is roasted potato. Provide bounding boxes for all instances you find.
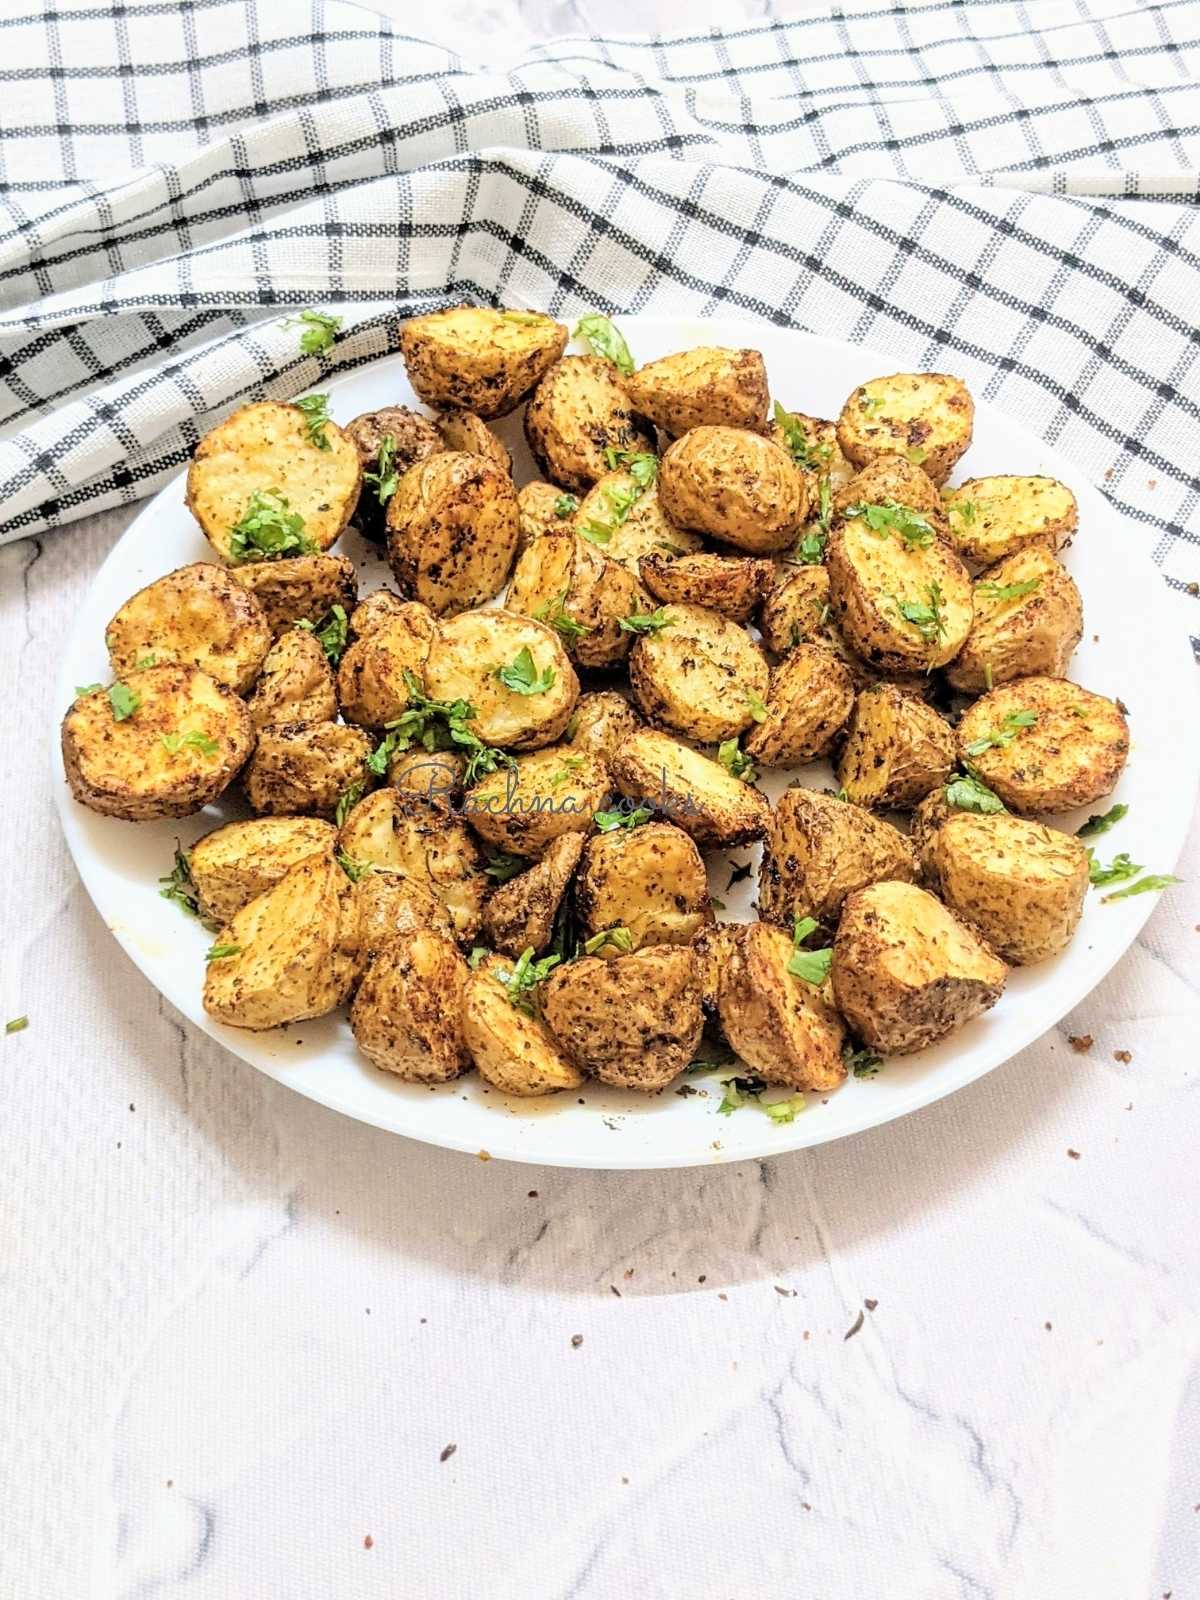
[344,405,443,540]
[826,511,973,672]
[336,600,437,729]
[507,529,642,669]
[422,609,578,749]
[575,821,712,953]
[692,923,738,1024]
[573,475,702,569]
[349,589,408,639]
[105,562,271,692]
[658,426,806,553]
[956,677,1129,814]
[837,685,956,810]
[758,565,837,655]
[202,852,361,1031]
[245,629,337,730]
[629,602,770,743]
[337,787,487,942]
[243,721,373,819]
[386,451,519,617]
[743,644,855,767]
[461,955,585,1096]
[768,410,857,492]
[611,728,770,848]
[945,545,1083,693]
[483,833,585,957]
[541,946,704,1091]
[462,746,610,857]
[231,553,358,637]
[836,373,974,485]
[566,691,643,764]
[350,929,470,1081]
[909,786,958,880]
[400,305,567,419]
[187,401,361,561]
[638,552,773,622]
[62,666,253,822]
[625,347,768,436]
[929,812,1089,966]
[831,880,1007,1054]
[517,480,578,553]
[388,747,466,805]
[943,476,1077,567]
[831,454,945,522]
[758,786,918,930]
[718,923,847,1092]
[189,816,336,925]
[434,408,512,475]
[353,867,456,956]
[524,355,654,492]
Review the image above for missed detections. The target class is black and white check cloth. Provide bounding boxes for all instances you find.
[1,0,1197,642]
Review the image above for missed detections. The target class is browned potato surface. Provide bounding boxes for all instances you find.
[658,426,806,553]
[353,868,456,956]
[524,355,654,492]
[105,562,271,692]
[388,747,465,805]
[462,746,609,857]
[827,512,973,672]
[337,787,487,942]
[336,601,437,730]
[351,930,470,1081]
[692,923,738,1024]
[629,602,769,743]
[422,609,578,749]
[574,475,702,568]
[434,408,512,474]
[386,451,519,616]
[565,691,643,763]
[743,644,855,767]
[483,833,585,957]
[945,546,1083,693]
[461,955,585,1096]
[758,565,836,655]
[401,306,567,419]
[576,821,712,953]
[836,373,973,485]
[245,629,337,730]
[625,347,768,436]
[344,405,443,539]
[189,816,336,925]
[909,787,957,880]
[943,476,1077,567]
[718,923,847,1092]
[638,552,773,622]
[837,685,956,810]
[507,529,642,670]
[758,786,917,930]
[611,728,769,849]
[231,553,358,637]
[832,455,945,521]
[243,720,373,819]
[517,480,578,552]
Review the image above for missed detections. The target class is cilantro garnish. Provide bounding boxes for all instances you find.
[496,946,562,1016]
[363,435,399,506]
[496,647,556,696]
[1086,850,1142,888]
[977,577,1040,602]
[372,671,514,787]
[484,851,529,883]
[1101,873,1181,903]
[746,689,769,724]
[577,455,657,546]
[158,843,215,926]
[160,730,219,757]
[717,739,755,782]
[1077,804,1128,838]
[944,771,1004,814]
[843,1043,883,1078]
[335,851,373,884]
[295,604,349,664]
[282,308,342,355]
[574,313,635,376]
[845,500,935,548]
[964,709,1037,757]
[619,608,675,635]
[228,489,315,563]
[5,1017,28,1035]
[787,914,833,985]
[294,392,332,451]
[533,591,591,642]
[107,682,141,721]
[205,943,242,962]
[582,926,634,956]
[553,494,578,518]
[335,781,365,827]
[594,805,653,832]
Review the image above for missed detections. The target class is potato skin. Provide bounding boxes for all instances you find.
[743,644,855,767]
[336,601,437,730]
[524,355,654,493]
[929,812,1089,965]
[353,870,456,956]
[337,787,487,943]
[565,691,642,764]
[943,476,1077,568]
[186,401,361,561]
[351,930,470,1081]
[231,554,358,637]
[386,451,519,617]
[826,515,973,672]
[836,372,974,485]
[575,821,713,953]
[625,347,769,436]
[638,552,773,623]
[507,530,642,670]
[62,665,253,822]
[611,728,770,849]
[400,305,567,419]
[422,608,578,750]
[483,832,585,957]
[758,786,917,931]
[629,602,770,743]
[202,852,361,1031]
[758,565,836,655]
[909,787,957,880]
[245,629,336,730]
[832,455,945,521]
[434,409,512,475]
[832,880,1007,1055]
[658,426,807,553]
[574,475,702,569]
[189,816,336,925]
[718,923,847,1092]
[388,747,466,806]
[349,589,408,639]
[461,956,585,1096]
[344,405,443,539]
[541,946,704,1091]
[956,677,1129,815]
[945,545,1082,693]
[517,480,577,553]
[243,720,373,819]
[837,685,956,810]
[105,562,271,692]
[463,746,610,857]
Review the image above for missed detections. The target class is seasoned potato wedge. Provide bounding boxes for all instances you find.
[400,305,567,419]
[386,451,519,617]
[836,373,974,485]
[349,589,408,639]
[507,530,642,669]
[517,479,578,553]
[638,552,773,622]
[831,454,945,522]
[245,629,337,730]
[566,691,643,764]
[574,475,702,569]
[434,408,511,475]
[945,545,1083,693]
[337,787,487,943]
[461,955,585,1096]
[837,685,956,810]
[423,609,578,749]
[105,562,271,692]
[243,721,373,819]
[743,644,855,767]
[909,786,958,880]
[832,880,1007,1054]
[336,601,437,730]
[956,677,1129,814]
[759,565,837,655]
[576,821,712,953]
[611,728,770,848]
[541,946,704,1091]
[62,666,253,822]
[929,812,1089,965]
[659,426,806,553]
[189,816,336,925]
[388,747,465,805]
[758,786,917,930]
[827,513,973,671]
[692,923,739,1024]
[625,347,768,436]
[718,923,847,1092]
[353,868,455,956]
[231,553,358,637]
[524,355,654,492]
[462,746,610,857]
[943,476,1077,567]
[351,929,470,1081]
[344,405,443,540]
[187,401,361,561]
[629,602,769,743]
[483,833,585,957]
[202,852,361,1031]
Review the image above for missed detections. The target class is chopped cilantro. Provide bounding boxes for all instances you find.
[160,730,219,757]
[496,646,556,696]
[1077,804,1128,838]
[619,608,675,635]
[717,739,755,782]
[496,946,562,1016]
[282,308,342,355]
[582,926,634,955]
[228,489,315,563]
[205,943,242,962]
[294,392,332,451]
[553,493,578,518]
[964,709,1037,757]
[335,781,365,827]
[746,689,769,724]
[1101,873,1181,903]
[574,313,635,376]
[944,771,1004,814]
[108,682,141,721]
[845,500,935,547]
[843,1043,883,1078]
[977,577,1041,602]
[295,603,349,664]
[788,915,833,984]
[892,582,946,645]
[363,434,399,506]
[594,805,653,832]
[5,1016,28,1035]
[484,851,529,883]
[335,852,373,884]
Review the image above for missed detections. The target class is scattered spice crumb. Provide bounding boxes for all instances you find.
[166,1480,173,1489]
[1067,1149,1081,1160]
[843,1310,865,1342]
[570,1334,584,1348]
[477,1150,491,1161]
[610,1285,621,1297]
[1113,1049,1132,1063]
[801,1501,812,1511]
[365,1308,370,1315]
[527,1190,538,1198]
[1104,467,1114,480]
[363,1535,374,1550]
[864,1298,878,1312]
[1147,478,1157,489]
[1044,1321,1053,1331]
[624,1268,634,1279]
[698,1274,706,1283]
[621,1476,629,1485]
[803,1330,810,1340]
[718,1292,728,1302]
[1186,583,1199,598]
[439,1444,457,1463]
[1068,1034,1093,1053]
[774,1284,795,1297]
[129,1103,135,1112]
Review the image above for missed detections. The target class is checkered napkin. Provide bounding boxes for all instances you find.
[0,0,1197,644]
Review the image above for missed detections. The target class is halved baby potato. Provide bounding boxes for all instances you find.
[350,929,470,1081]
[245,629,337,730]
[507,529,642,669]
[524,355,654,492]
[243,721,373,819]
[836,372,974,485]
[187,401,361,561]
[105,562,271,692]
[434,408,512,475]
[353,867,456,956]
[611,728,770,848]
[188,816,336,926]
[638,552,773,623]
[337,787,487,943]
[400,305,567,419]
[658,426,806,553]
[832,454,945,522]
[565,691,643,764]
[517,480,578,553]
[827,513,973,672]
[718,923,847,1092]
[836,684,956,810]
[625,347,769,436]
[388,747,466,806]
[336,600,437,730]
[945,545,1083,693]
[574,476,702,569]
[62,665,253,821]
[462,746,610,857]
[758,564,837,655]
[386,451,519,617]
[742,644,855,767]
[629,601,770,743]
[231,553,358,637]
[344,405,443,540]
[422,608,578,750]
[483,833,585,957]
[461,955,585,1096]
[349,589,408,639]
[942,476,1077,567]
[758,785,917,931]
[575,821,713,953]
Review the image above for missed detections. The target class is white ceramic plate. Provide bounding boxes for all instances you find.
[53,317,1199,1169]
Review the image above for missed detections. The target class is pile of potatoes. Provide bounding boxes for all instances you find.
[60,305,1130,1104]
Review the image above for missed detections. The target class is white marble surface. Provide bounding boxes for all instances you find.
[4,4,1200,1599]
